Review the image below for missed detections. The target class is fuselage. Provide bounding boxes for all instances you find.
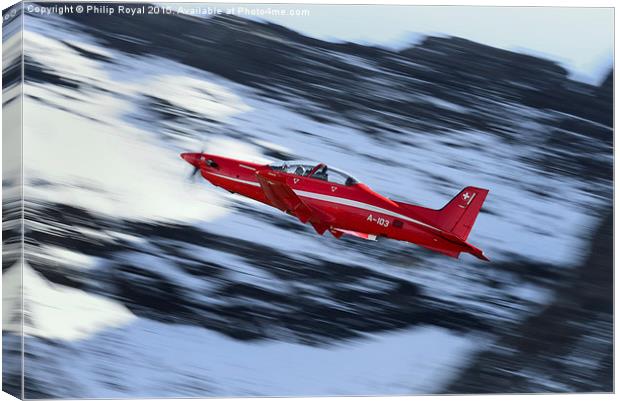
[181,153,485,259]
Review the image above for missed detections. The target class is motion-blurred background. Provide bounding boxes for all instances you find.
[2,3,613,397]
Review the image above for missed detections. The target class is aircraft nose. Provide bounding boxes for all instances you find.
[181,152,200,167]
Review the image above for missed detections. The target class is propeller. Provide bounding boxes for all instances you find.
[189,164,200,180]
[187,150,205,181]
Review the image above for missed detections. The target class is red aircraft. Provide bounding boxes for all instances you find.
[181,153,489,261]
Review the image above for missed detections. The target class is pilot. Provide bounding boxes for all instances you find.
[294,166,305,176]
[314,166,328,181]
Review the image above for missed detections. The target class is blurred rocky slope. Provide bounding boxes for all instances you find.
[447,209,613,392]
[56,9,613,127]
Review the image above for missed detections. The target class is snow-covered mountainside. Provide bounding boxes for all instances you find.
[2,6,613,398]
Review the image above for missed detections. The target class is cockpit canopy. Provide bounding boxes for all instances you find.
[269,160,359,186]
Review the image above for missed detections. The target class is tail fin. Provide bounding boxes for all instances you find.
[435,187,489,241]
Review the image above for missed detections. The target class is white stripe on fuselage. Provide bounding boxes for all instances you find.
[207,172,261,187]
[293,190,439,232]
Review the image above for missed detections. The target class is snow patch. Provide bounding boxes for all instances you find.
[49,318,480,397]
[3,262,135,341]
[43,246,98,270]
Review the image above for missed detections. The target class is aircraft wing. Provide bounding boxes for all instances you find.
[255,173,335,234]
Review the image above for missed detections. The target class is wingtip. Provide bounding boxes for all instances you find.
[469,248,490,261]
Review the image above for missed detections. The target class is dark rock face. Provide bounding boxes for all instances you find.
[595,70,613,127]
[446,211,613,393]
